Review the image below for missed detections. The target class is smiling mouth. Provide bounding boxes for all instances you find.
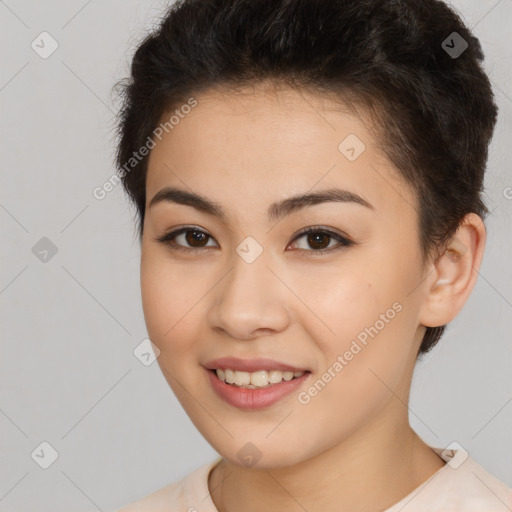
[211,368,309,389]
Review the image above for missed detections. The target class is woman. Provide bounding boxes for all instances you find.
[114,0,511,510]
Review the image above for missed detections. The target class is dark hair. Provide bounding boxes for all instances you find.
[114,0,498,355]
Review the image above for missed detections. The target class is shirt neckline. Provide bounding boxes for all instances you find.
[196,447,458,512]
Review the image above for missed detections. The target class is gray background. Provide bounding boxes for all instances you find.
[0,1,511,510]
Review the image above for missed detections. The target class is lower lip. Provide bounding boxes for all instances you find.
[206,368,310,410]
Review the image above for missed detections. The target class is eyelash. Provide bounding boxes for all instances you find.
[154,225,354,256]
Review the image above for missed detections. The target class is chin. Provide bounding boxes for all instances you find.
[206,433,316,470]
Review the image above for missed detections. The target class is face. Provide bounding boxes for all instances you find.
[141,83,429,469]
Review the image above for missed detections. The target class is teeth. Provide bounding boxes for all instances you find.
[234,371,251,386]
[215,369,305,388]
[268,370,282,384]
[251,371,268,387]
[224,369,235,384]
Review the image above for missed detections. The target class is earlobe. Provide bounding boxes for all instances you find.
[418,213,486,328]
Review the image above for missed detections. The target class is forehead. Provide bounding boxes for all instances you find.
[145,83,416,219]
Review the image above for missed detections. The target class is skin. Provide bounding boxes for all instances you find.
[140,82,486,512]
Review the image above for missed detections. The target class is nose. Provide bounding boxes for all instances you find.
[207,251,290,340]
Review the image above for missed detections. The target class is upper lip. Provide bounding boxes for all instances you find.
[203,357,309,373]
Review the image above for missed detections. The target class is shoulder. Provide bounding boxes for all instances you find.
[115,457,222,512]
[387,449,512,512]
[439,454,512,510]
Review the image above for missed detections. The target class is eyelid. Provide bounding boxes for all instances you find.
[155,224,354,254]
[154,225,217,251]
[288,225,353,255]
[291,225,351,243]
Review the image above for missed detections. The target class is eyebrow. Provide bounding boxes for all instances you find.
[148,186,374,223]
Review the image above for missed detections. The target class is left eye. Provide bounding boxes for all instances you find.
[288,227,353,255]
[155,226,353,255]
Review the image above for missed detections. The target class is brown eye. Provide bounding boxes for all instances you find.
[305,232,331,250]
[155,225,353,256]
[289,227,353,256]
[155,226,218,251]
[184,230,209,247]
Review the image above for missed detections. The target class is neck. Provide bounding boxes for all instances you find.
[208,405,445,512]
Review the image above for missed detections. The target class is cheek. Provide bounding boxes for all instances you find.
[140,250,205,351]
[290,258,417,396]
[140,256,208,406]
[288,262,384,355]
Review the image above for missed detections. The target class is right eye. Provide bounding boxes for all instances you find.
[154,226,218,252]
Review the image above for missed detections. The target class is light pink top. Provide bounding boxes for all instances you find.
[116,448,512,511]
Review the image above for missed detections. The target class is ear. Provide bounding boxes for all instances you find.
[418,213,486,328]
